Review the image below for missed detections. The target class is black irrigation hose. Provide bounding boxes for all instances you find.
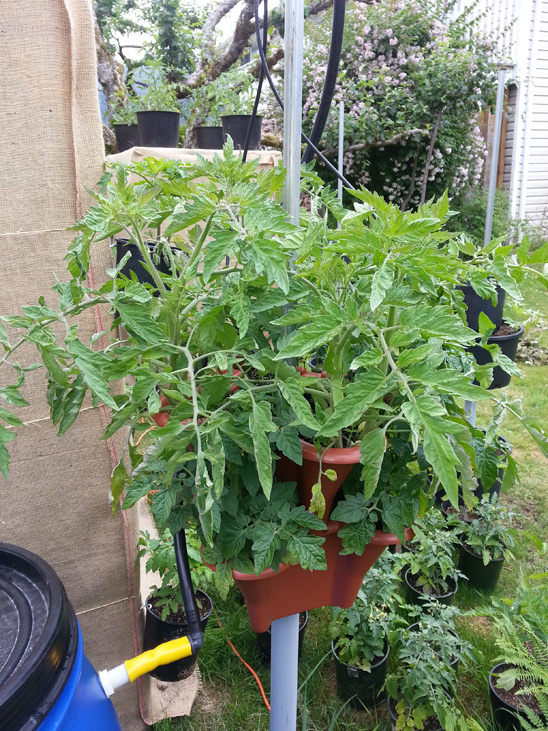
[243,0,268,162]
[301,0,346,164]
[253,0,354,189]
[0,577,33,685]
[174,529,204,653]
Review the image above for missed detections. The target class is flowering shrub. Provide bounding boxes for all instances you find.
[265,0,500,208]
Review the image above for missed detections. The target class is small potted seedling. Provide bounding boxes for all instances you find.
[331,553,402,708]
[109,89,141,151]
[457,496,515,592]
[139,527,213,681]
[137,60,181,147]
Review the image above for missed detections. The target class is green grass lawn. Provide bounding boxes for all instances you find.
[153,271,548,731]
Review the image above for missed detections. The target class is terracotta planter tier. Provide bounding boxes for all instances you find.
[298,441,361,516]
[232,521,412,632]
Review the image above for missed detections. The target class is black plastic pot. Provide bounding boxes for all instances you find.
[113,123,140,152]
[387,696,442,731]
[489,662,547,731]
[143,589,212,681]
[469,324,524,390]
[458,544,504,592]
[221,115,262,150]
[137,110,180,148]
[404,568,457,607]
[256,612,308,663]
[115,238,174,290]
[458,282,506,332]
[332,640,389,709]
[194,126,224,149]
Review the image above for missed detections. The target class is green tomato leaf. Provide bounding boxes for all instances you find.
[316,370,387,437]
[360,429,387,500]
[249,400,277,498]
[287,533,326,571]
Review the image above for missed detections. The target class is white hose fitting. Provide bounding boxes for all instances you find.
[98,664,130,698]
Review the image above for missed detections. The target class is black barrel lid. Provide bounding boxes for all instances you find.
[0,543,77,731]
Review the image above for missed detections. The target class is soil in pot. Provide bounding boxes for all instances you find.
[458,543,504,592]
[387,696,442,731]
[221,115,262,150]
[469,322,524,390]
[458,282,506,332]
[143,589,212,681]
[490,662,546,731]
[256,612,308,663]
[137,110,180,148]
[194,126,224,149]
[404,568,458,607]
[332,640,389,709]
[113,123,140,152]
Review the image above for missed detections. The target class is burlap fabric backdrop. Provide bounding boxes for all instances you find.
[0,1,145,727]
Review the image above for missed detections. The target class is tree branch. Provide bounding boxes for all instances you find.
[322,128,427,157]
[420,106,444,205]
[402,149,421,211]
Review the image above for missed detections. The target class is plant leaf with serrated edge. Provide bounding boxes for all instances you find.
[230,291,250,336]
[370,260,394,311]
[275,318,344,360]
[337,521,375,556]
[209,429,225,498]
[408,366,492,401]
[115,301,167,345]
[331,494,368,523]
[360,429,387,499]
[110,460,127,514]
[249,400,276,498]
[287,533,326,570]
[252,524,278,574]
[275,427,303,465]
[202,231,237,282]
[290,505,326,530]
[317,370,386,437]
[400,306,476,342]
[0,408,22,427]
[278,379,319,430]
[214,561,233,599]
[58,376,87,435]
[350,348,383,369]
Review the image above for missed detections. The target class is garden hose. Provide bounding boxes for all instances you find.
[243,0,269,162]
[301,0,346,164]
[98,636,193,697]
[173,528,204,651]
[253,0,354,189]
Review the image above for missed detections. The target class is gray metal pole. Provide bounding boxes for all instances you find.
[270,614,300,731]
[271,0,304,728]
[484,67,507,246]
[338,100,344,205]
[464,400,477,427]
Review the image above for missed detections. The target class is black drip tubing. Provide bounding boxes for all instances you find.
[0,576,33,686]
[174,529,204,653]
[253,0,354,189]
[243,0,269,162]
[301,0,346,164]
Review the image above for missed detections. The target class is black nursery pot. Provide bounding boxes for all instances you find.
[256,612,308,663]
[115,239,174,290]
[458,282,506,332]
[221,115,262,150]
[469,324,524,390]
[194,126,224,149]
[137,110,180,147]
[404,568,457,607]
[113,123,141,152]
[143,589,212,682]
[332,640,389,709]
[459,544,504,592]
[489,663,539,731]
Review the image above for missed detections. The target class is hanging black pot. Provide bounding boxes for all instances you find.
[194,126,224,149]
[489,662,546,731]
[142,589,213,682]
[404,568,457,607]
[469,324,524,390]
[221,115,262,150]
[458,282,506,332]
[113,124,141,152]
[332,640,389,709]
[115,239,174,290]
[137,111,180,148]
[458,544,504,592]
[255,612,308,663]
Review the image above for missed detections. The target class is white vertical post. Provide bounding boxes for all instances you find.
[271,0,304,728]
[338,100,344,206]
[484,67,507,246]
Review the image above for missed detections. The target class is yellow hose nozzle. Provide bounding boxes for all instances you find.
[125,636,193,682]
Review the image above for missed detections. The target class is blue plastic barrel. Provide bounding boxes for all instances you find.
[0,543,122,731]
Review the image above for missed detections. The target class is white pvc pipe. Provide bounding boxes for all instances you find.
[270,614,300,731]
[484,67,507,246]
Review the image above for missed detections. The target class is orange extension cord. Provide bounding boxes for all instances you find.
[214,610,271,712]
